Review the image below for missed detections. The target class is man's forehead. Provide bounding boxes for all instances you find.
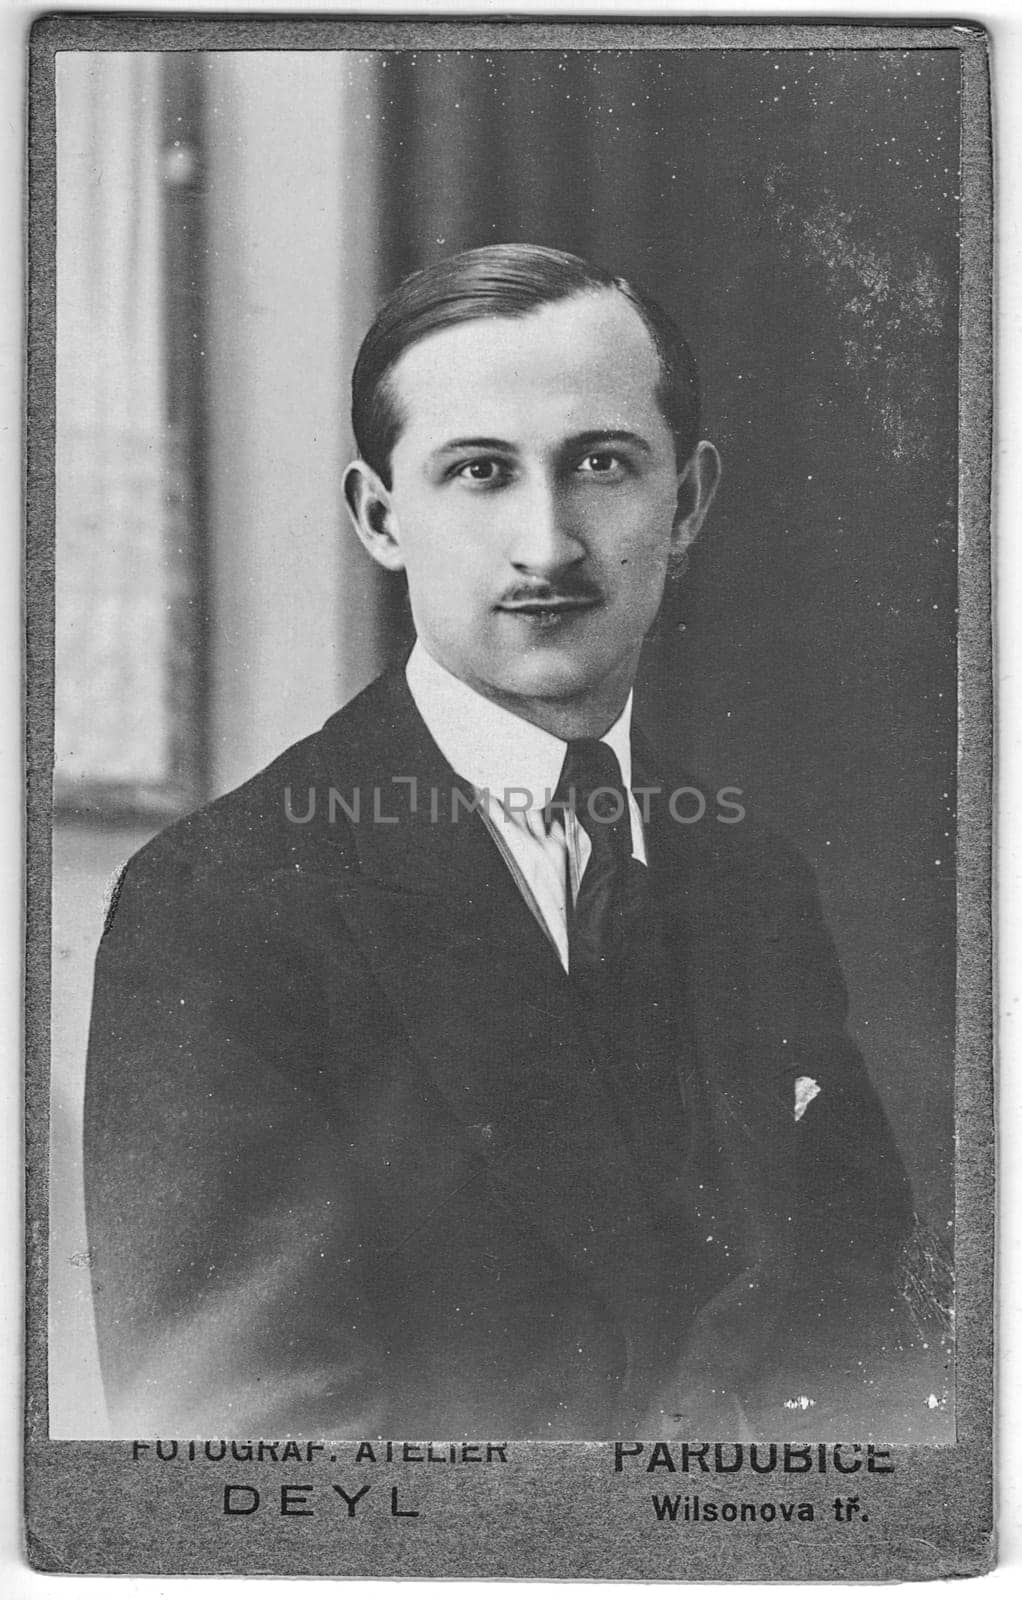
[387,289,666,444]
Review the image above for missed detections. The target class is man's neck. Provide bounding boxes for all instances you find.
[413,647,637,743]
[480,692,628,742]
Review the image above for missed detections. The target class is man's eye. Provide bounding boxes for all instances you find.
[453,458,509,485]
[577,452,625,478]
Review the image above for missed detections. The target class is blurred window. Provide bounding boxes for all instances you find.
[55,53,205,819]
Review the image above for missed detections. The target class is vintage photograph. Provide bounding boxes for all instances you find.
[26,15,992,1581]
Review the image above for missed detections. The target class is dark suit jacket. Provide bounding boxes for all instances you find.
[84,667,947,1441]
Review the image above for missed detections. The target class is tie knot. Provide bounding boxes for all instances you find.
[555,738,629,833]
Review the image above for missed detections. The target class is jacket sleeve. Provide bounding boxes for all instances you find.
[84,840,388,1440]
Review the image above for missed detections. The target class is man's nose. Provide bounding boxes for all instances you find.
[507,477,585,577]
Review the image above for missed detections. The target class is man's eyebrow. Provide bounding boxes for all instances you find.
[428,437,518,462]
[563,429,652,455]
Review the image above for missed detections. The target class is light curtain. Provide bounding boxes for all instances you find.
[55,52,196,811]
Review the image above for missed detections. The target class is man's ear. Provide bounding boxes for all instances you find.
[343,461,406,572]
[670,440,722,563]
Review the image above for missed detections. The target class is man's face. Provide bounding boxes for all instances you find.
[349,289,716,725]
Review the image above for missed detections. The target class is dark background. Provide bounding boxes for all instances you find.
[369,47,960,1226]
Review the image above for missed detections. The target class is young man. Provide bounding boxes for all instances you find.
[84,244,945,1441]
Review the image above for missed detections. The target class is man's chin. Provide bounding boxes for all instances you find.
[478,657,614,708]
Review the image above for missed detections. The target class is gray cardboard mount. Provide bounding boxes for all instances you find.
[24,14,993,1579]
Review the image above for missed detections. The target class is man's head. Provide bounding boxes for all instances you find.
[344,243,720,737]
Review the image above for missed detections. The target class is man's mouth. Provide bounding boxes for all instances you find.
[496,596,601,623]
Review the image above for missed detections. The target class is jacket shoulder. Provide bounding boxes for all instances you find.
[659,777,823,914]
[634,722,820,907]
[115,674,400,897]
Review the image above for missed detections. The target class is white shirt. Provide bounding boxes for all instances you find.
[406,640,647,972]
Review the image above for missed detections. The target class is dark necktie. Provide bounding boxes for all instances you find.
[554,737,643,986]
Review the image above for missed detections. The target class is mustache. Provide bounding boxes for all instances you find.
[496,581,603,607]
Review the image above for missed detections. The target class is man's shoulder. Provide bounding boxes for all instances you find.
[635,726,820,912]
[119,668,409,895]
[678,815,828,957]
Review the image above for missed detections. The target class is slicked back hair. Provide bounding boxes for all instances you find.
[351,243,702,487]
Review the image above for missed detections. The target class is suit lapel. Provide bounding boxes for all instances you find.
[317,671,674,1313]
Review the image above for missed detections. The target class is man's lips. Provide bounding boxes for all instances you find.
[496,596,601,616]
